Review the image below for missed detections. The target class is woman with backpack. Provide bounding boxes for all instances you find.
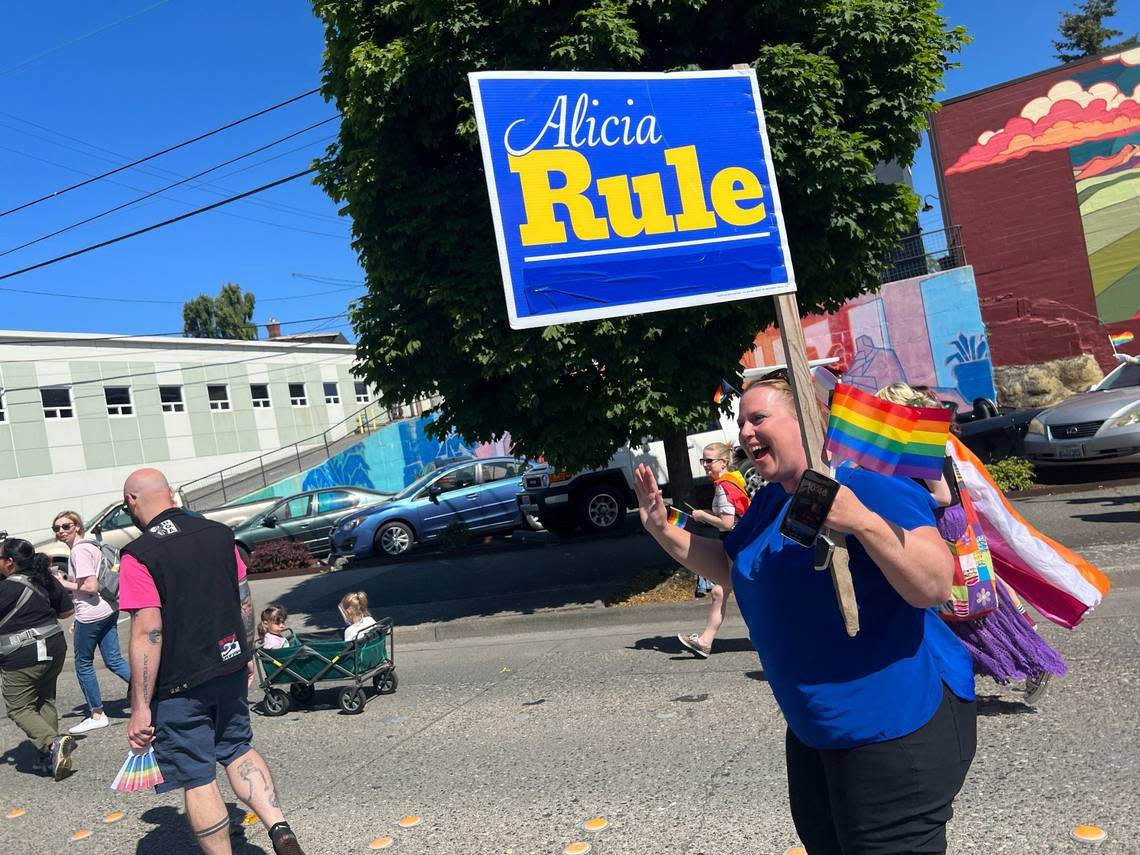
[0,537,76,779]
[52,510,131,735]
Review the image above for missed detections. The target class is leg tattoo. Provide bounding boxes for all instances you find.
[235,757,279,808]
[194,816,230,839]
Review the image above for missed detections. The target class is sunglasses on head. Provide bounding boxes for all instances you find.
[760,368,789,382]
[51,523,75,533]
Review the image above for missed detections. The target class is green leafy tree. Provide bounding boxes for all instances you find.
[1054,0,1137,63]
[182,283,257,340]
[312,0,967,501]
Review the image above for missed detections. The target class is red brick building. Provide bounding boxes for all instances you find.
[930,48,1140,371]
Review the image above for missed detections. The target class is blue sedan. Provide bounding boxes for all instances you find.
[331,456,533,561]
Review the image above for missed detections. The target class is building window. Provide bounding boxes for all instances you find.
[159,386,184,413]
[207,384,231,411]
[354,381,369,404]
[250,384,271,409]
[0,391,5,423]
[104,386,134,416]
[288,383,307,407]
[323,382,340,405]
[41,387,74,419]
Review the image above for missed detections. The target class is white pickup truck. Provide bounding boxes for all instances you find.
[34,497,276,568]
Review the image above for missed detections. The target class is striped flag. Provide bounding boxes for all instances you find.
[1110,331,1134,348]
[712,379,739,404]
[825,384,952,480]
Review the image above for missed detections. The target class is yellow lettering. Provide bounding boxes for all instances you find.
[664,145,716,231]
[710,167,766,227]
[509,150,609,245]
[596,172,676,239]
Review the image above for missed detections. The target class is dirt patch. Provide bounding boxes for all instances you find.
[606,564,702,607]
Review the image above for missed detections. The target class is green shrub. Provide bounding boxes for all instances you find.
[987,457,1036,492]
[248,540,316,574]
[438,521,472,552]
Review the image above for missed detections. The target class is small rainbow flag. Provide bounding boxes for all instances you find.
[110,746,165,792]
[1110,331,1134,348]
[712,379,738,404]
[666,507,689,528]
[825,384,952,480]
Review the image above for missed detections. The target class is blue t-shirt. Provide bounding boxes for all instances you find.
[725,467,975,750]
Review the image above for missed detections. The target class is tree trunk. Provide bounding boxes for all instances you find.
[661,429,697,509]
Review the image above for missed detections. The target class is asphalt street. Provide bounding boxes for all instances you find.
[1,485,1137,854]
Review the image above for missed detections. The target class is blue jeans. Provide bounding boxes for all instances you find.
[73,612,131,713]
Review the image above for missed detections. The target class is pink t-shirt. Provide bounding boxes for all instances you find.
[70,540,114,623]
[261,632,288,650]
[119,546,247,611]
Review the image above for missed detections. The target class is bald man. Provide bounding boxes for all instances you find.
[119,469,305,855]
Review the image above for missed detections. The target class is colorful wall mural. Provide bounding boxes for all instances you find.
[944,47,1140,325]
[236,414,514,503]
[749,266,995,407]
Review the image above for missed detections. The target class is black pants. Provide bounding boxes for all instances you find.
[785,685,976,855]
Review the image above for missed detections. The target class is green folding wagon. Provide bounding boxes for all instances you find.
[254,619,397,716]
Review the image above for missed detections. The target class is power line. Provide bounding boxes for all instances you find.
[0,116,339,258]
[0,141,347,239]
[0,87,321,218]
[0,168,318,282]
[0,0,173,77]
[0,280,363,307]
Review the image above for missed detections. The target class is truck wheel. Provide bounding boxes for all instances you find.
[738,463,764,497]
[375,522,414,558]
[577,485,626,533]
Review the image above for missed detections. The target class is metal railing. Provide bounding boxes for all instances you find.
[179,396,439,510]
[882,225,965,284]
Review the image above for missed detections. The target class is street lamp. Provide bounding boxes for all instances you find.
[921,194,938,213]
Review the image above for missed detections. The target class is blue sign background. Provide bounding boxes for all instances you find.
[469,71,796,329]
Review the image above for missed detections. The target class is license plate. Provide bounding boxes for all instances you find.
[1057,444,1085,460]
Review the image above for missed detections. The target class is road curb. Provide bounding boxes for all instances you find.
[396,598,720,645]
[1009,476,1140,499]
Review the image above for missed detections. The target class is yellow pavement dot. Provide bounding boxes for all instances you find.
[241,811,260,827]
[581,817,608,832]
[103,812,125,824]
[369,837,395,850]
[6,808,26,819]
[563,843,592,855]
[785,848,808,855]
[397,815,421,829]
[1071,825,1107,844]
[70,830,93,842]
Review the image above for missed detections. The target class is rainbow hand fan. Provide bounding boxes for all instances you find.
[111,746,165,792]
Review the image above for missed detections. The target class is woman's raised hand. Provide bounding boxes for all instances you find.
[633,464,668,530]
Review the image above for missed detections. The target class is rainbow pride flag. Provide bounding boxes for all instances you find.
[667,507,689,528]
[1110,331,1134,348]
[825,384,952,480]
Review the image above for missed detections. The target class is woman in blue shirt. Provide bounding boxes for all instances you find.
[634,376,976,855]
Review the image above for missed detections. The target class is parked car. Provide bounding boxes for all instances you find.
[35,496,277,569]
[233,487,394,562]
[331,456,533,561]
[1023,360,1140,465]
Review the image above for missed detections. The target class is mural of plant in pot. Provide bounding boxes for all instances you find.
[946,333,992,402]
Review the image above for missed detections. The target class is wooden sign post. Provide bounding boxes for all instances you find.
[773,293,860,636]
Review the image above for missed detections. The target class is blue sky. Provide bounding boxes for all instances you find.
[1,1,1138,342]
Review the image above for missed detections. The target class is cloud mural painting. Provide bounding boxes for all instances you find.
[943,48,1140,324]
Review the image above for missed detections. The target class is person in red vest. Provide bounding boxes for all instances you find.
[678,442,751,658]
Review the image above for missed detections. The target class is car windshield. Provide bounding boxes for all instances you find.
[393,468,443,501]
[1092,362,1140,391]
[86,503,122,530]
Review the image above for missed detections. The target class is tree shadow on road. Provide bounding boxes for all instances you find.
[136,805,268,854]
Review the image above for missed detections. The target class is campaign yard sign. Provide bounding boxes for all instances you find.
[469,69,796,329]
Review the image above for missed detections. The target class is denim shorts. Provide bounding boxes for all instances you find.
[152,668,252,793]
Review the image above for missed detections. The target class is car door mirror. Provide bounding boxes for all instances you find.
[263,515,277,528]
[427,484,442,504]
[91,523,102,537]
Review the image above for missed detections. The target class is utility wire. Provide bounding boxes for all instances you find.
[0,116,339,258]
[0,88,320,218]
[0,168,318,282]
[0,0,173,77]
[0,280,362,307]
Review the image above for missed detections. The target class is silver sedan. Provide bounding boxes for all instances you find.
[1023,359,1140,464]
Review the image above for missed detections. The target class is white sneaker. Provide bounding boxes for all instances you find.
[69,716,110,735]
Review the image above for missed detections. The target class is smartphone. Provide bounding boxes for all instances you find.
[779,470,841,548]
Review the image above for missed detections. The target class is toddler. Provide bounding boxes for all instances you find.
[257,604,290,649]
[339,591,376,641]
